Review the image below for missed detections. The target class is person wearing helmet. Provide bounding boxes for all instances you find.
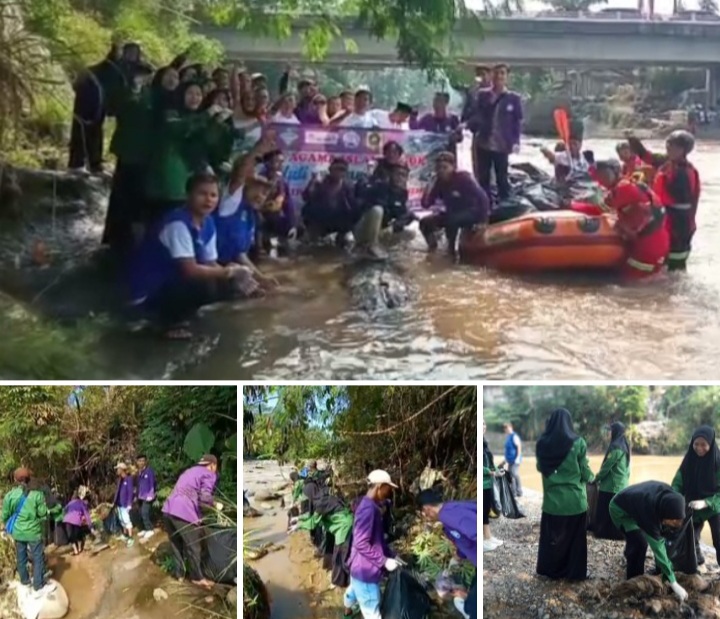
[595,159,669,280]
[627,130,701,271]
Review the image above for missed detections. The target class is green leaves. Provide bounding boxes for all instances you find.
[183,422,216,461]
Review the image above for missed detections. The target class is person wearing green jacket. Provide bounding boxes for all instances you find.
[671,425,720,568]
[482,419,503,553]
[2,468,56,598]
[609,481,688,602]
[536,408,594,581]
[593,422,631,540]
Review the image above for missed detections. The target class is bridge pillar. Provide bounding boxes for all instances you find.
[706,66,720,110]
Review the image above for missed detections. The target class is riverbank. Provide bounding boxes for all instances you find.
[483,491,720,619]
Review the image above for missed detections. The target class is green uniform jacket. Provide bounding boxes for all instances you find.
[483,449,495,490]
[609,501,676,583]
[292,480,304,503]
[595,448,630,494]
[145,110,212,202]
[671,468,720,523]
[2,486,49,542]
[297,509,353,545]
[110,87,152,166]
[538,438,594,516]
[204,118,236,174]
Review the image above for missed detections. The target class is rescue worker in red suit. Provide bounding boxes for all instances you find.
[627,130,701,271]
[594,160,669,280]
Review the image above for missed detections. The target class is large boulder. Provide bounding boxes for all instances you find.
[242,563,270,619]
[14,580,69,619]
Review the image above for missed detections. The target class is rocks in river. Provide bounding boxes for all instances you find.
[253,490,283,502]
[152,588,169,602]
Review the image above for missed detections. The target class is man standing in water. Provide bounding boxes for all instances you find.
[416,490,477,619]
[342,470,400,619]
[499,422,523,498]
[136,455,157,540]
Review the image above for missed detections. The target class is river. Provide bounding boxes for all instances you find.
[162,137,717,380]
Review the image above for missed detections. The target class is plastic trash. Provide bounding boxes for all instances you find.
[380,569,432,619]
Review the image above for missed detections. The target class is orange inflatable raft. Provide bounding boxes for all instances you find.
[459,210,626,272]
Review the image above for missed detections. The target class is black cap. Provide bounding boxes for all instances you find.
[416,489,443,507]
[394,102,413,115]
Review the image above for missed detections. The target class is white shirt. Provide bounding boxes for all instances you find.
[158,221,218,262]
[339,109,392,129]
[218,186,245,217]
[270,111,300,125]
[555,151,590,173]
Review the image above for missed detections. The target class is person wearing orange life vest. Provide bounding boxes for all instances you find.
[594,159,669,280]
[627,130,701,271]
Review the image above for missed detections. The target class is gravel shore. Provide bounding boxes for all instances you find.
[483,491,720,619]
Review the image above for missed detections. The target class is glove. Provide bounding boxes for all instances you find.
[670,581,688,602]
[289,516,299,526]
[288,524,299,534]
[583,150,595,165]
[288,227,297,240]
[689,500,708,510]
[384,558,399,572]
[214,502,224,512]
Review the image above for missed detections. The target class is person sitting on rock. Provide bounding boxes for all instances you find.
[302,158,361,249]
[63,487,95,555]
[161,454,222,590]
[417,489,477,619]
[609,481,688,602]
[2,468,57,599]
[419,152,490,258]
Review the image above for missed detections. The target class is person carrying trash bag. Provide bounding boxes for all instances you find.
[341,470,403,619]
[416,490,477,619]
[1,468,57,599]
[671,426,720,569]
[593,422,631,540]
[609,481,689,602]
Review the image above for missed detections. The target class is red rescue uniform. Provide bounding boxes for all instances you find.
[606,179,669,280]
[652,160,701,270]
[621,155,644,178]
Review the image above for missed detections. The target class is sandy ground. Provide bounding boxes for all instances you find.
[483,491,720,619]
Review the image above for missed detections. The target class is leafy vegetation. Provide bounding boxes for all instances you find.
[484,386,720,453]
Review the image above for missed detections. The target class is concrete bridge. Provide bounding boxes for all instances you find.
[201,15,720,68]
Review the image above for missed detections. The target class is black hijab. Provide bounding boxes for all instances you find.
[613,481,685,540]
[175,81,203,115]
[483,436,495,471]
[536,408,579,477]
[603,422,630,465]
[679,425,720,501]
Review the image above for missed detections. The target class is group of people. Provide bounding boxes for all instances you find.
[484,409,720,604]
[0,452,225,601]
[283,461,477,619]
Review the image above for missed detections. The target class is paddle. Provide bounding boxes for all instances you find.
[553,108,571,150]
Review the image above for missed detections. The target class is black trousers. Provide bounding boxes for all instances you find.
[145,278,230,328]
[536,511,588,580]
[68,117,104,171]
[103,162,147,254]
[162,515,205,581]
[666,207,695,271]
[483,487,493,525]
[420,208,484,254]
[466,573,477,619]
[475,146,510,201]
[694,513,720,564]
[623,528,649,579]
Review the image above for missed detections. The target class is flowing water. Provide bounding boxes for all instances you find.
[90,138,720,380]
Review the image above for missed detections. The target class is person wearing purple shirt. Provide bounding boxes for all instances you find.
[467,64,523,202]
[63,488,94,555]
[113,462,135,547]
[259,150,297,249]
[342,470,400,619]
[161,454,220,589]
[411,92,463,156]
[136,455,157,540]
[417,490,477,619]
[420,152,490,258]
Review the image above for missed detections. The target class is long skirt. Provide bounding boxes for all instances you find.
[594,491,624,540]
[537,511,588,581]
[331,539,351,587]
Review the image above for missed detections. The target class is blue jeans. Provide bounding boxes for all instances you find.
[466,573,477,619]
[16,540,45,591]
[140,500,153,532]
[343,576,381,619]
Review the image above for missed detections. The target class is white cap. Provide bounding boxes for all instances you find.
[367,469,398,488]
[116,462,128,471]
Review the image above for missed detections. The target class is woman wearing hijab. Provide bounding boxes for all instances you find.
[594,422,631,540]
[483,419,503,553]
[609,481,688,601]
[536,408,594,580]
[671,425,720,568]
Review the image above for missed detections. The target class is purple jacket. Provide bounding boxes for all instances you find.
[347,497,394,583]
[161,465,217,525]
[423,171,490,222]
[412,113,460,134]
[468,88,523,154]
[114,476,134,508]
[63,499,92,528]
[263,170,296,228]
[137,467,157,502]
[439,501,477,567]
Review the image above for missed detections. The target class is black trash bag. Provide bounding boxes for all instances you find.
[103,510,121,535]
[380,569,432,619]
[586,482,599,532]
[665,513,697,575]
[331,538,351,588]
[494,475,525,519]
[203,525,237,584]
[54,522,69,547]
[489,197,535,224]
